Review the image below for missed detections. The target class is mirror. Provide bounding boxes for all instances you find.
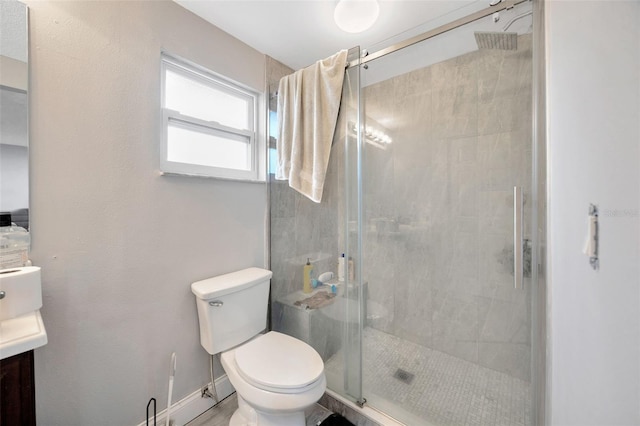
[0,0,29,231]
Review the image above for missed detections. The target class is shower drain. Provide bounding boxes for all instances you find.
[393,368,415,385]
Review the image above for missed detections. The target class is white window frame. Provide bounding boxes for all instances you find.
[160,53,263,181]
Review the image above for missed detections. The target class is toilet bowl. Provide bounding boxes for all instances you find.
[221,332,326,426]
[192,268,326,426]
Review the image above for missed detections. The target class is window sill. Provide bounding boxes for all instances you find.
[159,170,267,184]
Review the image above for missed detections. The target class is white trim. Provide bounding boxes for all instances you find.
[162,113,256,181]
[160,52,263,182]
[137,374,235,426]
[161,52,258,97]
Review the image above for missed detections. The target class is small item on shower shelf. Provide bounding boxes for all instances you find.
[294,290,336,309]
[318,271,334,283]
[303,258,314,293]
[312,272,335,288]
[338,253,345,281]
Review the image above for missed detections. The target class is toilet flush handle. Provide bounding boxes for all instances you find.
[209,300,223,307]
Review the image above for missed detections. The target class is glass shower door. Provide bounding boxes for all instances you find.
[268,46,365,405]
[325,46,364,404]
[357,5,535,424]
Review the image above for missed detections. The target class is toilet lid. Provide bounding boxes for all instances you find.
[234,331,324,391]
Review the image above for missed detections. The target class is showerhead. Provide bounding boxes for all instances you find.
[474,31,518,50]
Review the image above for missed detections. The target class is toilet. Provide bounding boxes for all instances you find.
[192,267,326,426]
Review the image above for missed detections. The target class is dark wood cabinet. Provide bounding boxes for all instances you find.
[0,350,36,426]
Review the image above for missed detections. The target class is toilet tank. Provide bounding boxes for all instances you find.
[191,267,272,355]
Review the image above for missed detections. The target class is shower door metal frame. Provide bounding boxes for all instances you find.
[531,0,548,424]
[342,45,365,406]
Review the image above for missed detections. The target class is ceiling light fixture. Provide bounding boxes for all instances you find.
[334,0,380,34]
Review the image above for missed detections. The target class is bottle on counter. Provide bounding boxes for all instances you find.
[303,258,314,293]
[0,212,30,269]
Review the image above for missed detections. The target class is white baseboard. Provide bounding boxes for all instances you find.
[138,374,235,426]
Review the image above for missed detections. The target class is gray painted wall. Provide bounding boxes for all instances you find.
[547,1,640,424]
[26,1,266,424]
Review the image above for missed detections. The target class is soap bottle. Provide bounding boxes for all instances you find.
[303,258,313,293]
[0,212,30,269]
[338,253,345,282]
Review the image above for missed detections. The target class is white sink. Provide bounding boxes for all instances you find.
[0,267,47,359]
[0,310,47,359]
[0,266,42,321]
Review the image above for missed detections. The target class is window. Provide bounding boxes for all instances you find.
[160,53,262,181]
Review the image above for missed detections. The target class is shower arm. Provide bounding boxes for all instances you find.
[503,10,533,32]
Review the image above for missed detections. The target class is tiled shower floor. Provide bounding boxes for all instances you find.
[325,327,531,426]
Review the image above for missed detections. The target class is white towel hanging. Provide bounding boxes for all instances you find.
[276,50,348,203]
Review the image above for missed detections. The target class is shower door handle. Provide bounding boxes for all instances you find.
[513,186,523,290]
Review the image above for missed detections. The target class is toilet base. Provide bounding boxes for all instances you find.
[229,409,249,426]
[228,394,306,426]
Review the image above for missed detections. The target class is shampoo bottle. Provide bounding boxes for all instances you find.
[303,258,313,293]
[338,253,345,282]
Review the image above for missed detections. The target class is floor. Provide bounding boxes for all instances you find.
[186,394,238,426]
[324,327,531,426]
[187,327,530,426]
[186,393,335,426]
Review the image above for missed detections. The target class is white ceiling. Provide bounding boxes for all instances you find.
[174,0,485,70]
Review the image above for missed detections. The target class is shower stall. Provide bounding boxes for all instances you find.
[269,1,545,424]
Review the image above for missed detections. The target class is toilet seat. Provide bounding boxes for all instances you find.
[234,331,324,394]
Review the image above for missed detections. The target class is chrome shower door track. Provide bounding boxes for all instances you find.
[348,0,530,68]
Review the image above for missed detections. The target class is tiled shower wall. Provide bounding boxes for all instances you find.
[362,34,533,381]
[267,55,346,359]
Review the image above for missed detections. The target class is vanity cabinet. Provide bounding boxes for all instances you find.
[0,350,36,426]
